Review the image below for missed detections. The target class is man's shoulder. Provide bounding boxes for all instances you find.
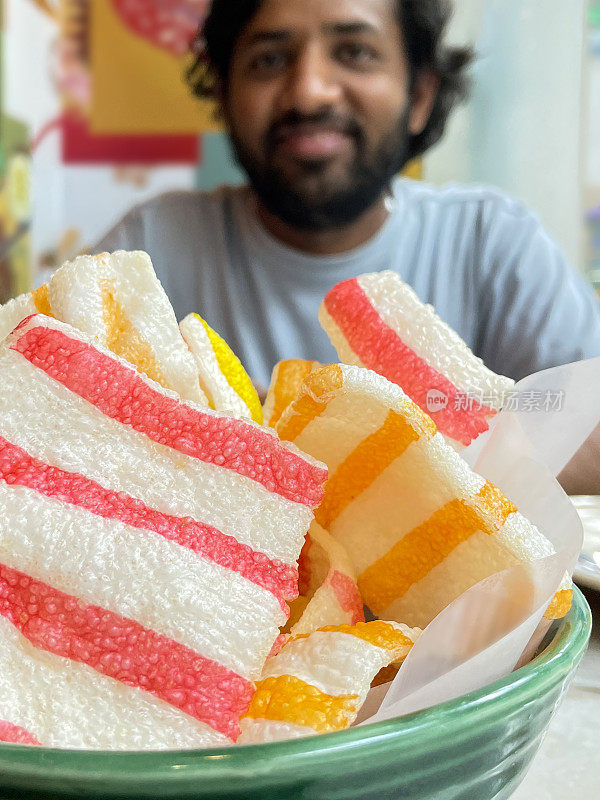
[94,184,252,264]
[394,178,539,226]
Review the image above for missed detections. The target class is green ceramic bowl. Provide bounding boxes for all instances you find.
[0,587,591,800]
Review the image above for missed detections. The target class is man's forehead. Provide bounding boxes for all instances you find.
[238,0,399,41]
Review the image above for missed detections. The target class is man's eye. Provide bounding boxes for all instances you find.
[248,51,287,75]
[336,42,378,67]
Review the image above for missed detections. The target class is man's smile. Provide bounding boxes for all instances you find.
[273,125,355,160]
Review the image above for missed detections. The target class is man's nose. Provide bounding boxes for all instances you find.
[280,45,342,114]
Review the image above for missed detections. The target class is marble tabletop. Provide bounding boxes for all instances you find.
[510,586,600,799]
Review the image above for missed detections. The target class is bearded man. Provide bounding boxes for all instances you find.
[96,0,600,491]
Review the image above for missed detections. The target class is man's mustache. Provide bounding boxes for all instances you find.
[266,110,364,147]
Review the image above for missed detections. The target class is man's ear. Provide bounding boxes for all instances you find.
[213,76,225,105]
[212,78,227,123]
[409,70,439,136]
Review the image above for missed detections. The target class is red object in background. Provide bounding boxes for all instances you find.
[111,0,209,57]
[61,111,200,164]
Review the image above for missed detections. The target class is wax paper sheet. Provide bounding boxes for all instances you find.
[359,358,600,724]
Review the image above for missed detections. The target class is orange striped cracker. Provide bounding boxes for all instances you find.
[287,522,364,635]
[276,363,562,628]
[314,409,431,530]
[544,573,573,620]
[288,620,415,659]
[48,251,207,405]
[544,588,572,620]
[358,482,518,614]
[277,364,344,443]
[243,675,359,735]
[31,285,52,315]
[238,620,420,743]
[263,359,322,428]
[0,285,52,342]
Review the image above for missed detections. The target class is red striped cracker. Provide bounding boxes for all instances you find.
[320,273,514,448]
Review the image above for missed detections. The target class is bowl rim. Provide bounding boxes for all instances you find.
[0,586,591,787]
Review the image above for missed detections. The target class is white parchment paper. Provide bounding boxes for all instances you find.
[358,358,600,724]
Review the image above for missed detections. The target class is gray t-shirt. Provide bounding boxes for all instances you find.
[95,178,600,389]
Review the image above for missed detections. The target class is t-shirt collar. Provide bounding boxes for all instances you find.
[237,181,406,278]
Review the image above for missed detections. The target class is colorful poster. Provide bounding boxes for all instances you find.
[0,115,33,301]
[1,1,34,299]
[4,0,201,283]
[62,110,200,164]
[90,0,219,135]
[45,0,201,163]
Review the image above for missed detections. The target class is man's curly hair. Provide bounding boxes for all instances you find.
[187,0,473,162]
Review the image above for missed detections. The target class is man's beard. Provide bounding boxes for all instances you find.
[227,106,412,232]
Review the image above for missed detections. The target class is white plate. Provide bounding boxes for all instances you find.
[571,496,600,592]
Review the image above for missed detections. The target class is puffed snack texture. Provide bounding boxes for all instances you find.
[48,251,208,405]
[0,313,327,749]
[320,272,515,449]
[180,312,263,423]
[238,620,420,743]
[276,363,571,628]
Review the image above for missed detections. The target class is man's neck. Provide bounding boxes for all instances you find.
[255,195,390,256]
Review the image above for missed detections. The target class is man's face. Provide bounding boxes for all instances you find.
[223,0,425,230]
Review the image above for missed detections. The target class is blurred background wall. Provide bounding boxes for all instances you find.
[1,0,599,300]
[427,0,599,283]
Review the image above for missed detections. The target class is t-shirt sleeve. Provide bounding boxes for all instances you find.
[93,207,145,255]
[86,189,232,325]
[476,199,600,381]
[90,201,173,295]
